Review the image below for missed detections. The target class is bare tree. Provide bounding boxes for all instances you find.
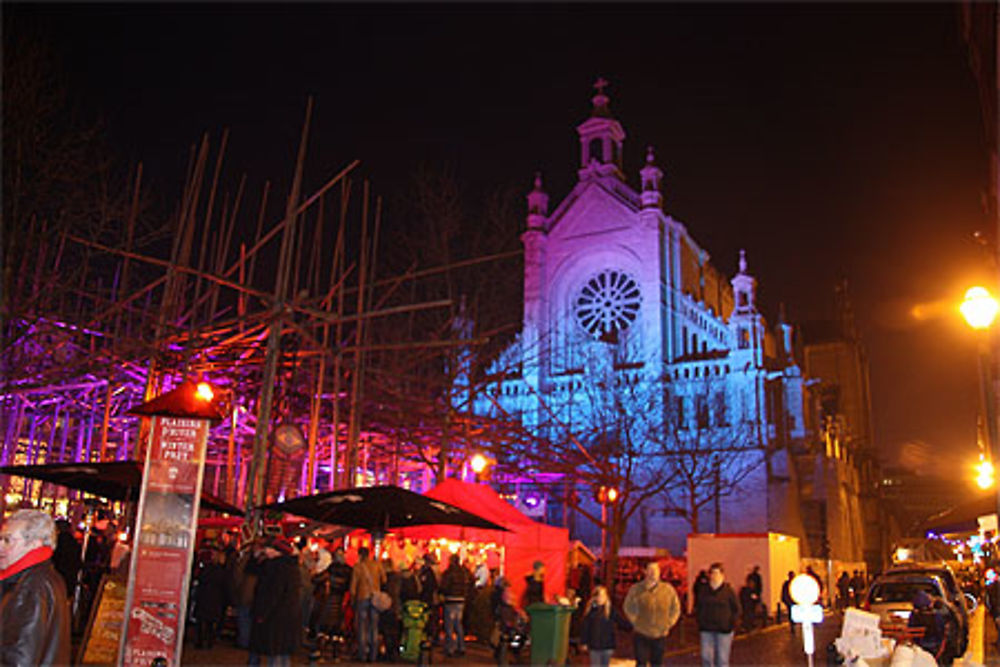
[657,375,762,534]
[365,165,523,482]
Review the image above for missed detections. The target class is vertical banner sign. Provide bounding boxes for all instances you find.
[118,415,208,667]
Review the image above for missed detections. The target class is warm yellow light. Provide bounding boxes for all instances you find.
[960,286,999,330]
[470,454,488,474]
[606,487,619,503]
[196,382,214,402]
[790,573,819,605]
[895,547,911,562]
[977,456,995,489]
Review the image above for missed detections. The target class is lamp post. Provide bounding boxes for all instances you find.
[962,286,1000,523]
[597,485,618,583]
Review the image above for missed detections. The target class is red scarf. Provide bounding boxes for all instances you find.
[0,546,53,581]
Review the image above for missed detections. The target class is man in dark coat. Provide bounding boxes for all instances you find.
[523,560,545,607]
[695,563,740,667]
[249,536,302,666]
[440,554,470,657]
[194,549,228,649]
[747,565,762,598]
[51,519,81,600]
[0,509,71,666]
[780,571,795,634]
[416,554,439,645]
[850,570,866,607]
[380,559,403,662]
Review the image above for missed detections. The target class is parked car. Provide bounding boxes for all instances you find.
[863,571,966,658]
[884,562,973,654]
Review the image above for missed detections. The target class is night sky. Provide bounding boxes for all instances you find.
[9,3,992,484]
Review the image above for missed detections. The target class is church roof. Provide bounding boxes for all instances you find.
[545,176,640,233]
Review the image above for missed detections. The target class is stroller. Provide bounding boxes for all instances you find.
[493,610,529,666]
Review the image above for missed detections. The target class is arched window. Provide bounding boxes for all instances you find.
[588,138,603,163]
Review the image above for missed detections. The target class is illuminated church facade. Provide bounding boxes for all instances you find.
[473,82,814,555]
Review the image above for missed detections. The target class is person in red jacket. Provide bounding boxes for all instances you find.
[0,509,71,667]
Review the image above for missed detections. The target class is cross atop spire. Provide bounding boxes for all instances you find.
[739,249,747,274]
[591,77,611,117]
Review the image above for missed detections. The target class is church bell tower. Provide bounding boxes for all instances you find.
[577,78,626,183]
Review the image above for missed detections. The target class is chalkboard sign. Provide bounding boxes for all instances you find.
[78,573,127,665]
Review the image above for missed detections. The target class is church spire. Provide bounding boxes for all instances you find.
[526,172,549,230]
[640,145,663,209]
[577,77,626,182]
[731,249,757,314]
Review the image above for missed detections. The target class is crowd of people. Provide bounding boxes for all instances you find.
[187,531,551,664]
[14,504,984,667]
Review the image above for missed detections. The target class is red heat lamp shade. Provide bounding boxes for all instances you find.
[128,380,227,422]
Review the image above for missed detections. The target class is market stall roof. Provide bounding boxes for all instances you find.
[257,484,508,533]
[0,460,243,515]
[394,479,571,603]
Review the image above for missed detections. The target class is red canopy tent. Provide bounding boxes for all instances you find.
[397,479,570,605]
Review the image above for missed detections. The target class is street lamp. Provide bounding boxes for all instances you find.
[977,454,995,490]
[195,381,215,402]
[961,286,999,330]
[790,573,823,667]
[596,485,619,582]
[962,285,1000,532]
[470,453,489,475]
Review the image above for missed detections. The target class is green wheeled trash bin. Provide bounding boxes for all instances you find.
[526,602,575,666]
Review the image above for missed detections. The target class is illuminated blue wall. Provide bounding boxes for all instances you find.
[472,85,807,554]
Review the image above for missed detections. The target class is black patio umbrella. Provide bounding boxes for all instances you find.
[257,485,508,533]
[0,460,244,515]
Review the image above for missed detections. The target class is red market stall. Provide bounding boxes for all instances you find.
[396,479,570,605]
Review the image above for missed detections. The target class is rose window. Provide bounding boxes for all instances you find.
[574,269,641,339]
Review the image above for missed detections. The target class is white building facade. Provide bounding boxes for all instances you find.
[475,83,809,554]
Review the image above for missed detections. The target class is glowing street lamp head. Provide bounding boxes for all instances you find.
[960,286,999,330]
[977,456,995,490]
[195,382,214,402]
[605,487,619,503]
[470,453,488,475]
[789,573,819,605]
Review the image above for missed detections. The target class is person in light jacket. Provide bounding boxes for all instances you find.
[623,562,680,667]
[695,563,740,667]
[580,585,632,667]
[349,546,385,663]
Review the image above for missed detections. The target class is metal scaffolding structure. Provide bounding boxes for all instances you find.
[0,101,506,518]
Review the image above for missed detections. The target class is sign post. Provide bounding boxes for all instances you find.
[790,574,823,667]
[117,381,224,667]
